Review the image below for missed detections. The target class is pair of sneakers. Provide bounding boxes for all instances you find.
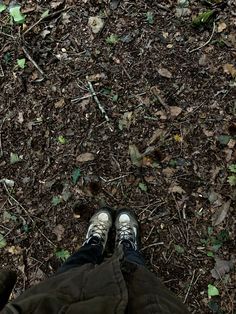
[83,208,139,252]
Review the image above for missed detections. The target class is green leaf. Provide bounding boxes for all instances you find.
[72,168,81,185]
[192,10,215,28]
[174,244,185,254]
[106,34,119,45]
[138,182,147,192]
[0,234,7,249]
[10,152,20,164]
[112,94,119,102]
[55,249,70,261]
[207,251,214,257]
[217,135,231,145]
[58,135,67,144]
[208,284,219,297]
[228,164,236,173]
[129,144,142,167]
[0,3,6,13]
[169,159,177,168]
[41,9,49,19]
[9,5,25,24]
[146,11,154,25]
[227,175,236,186]
[52,196,62,206]
[17,58,26,69]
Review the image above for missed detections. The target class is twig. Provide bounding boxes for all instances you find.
[189,22,216,53]
[71,94,92,103]
[2,182,56,247]
[100,174,129,183]
[0,117,6,157]
[22,46,45,81]
[156,4,171,11]
[141,242,164,251]
[87,80,112,128]
[145,225,155,242]
[0,64,4,77]
[23,7,72,36]
[184,269,196,303]
[2,182,34,223]
[0,30,15,39]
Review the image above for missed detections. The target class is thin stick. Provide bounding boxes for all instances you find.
[0,117,6,157]
[189,22,216,53]
[100,174,129,183]
[23,7,72,36]
[0,30,15,39]
[2,182,34,223]
[87,80,110,123]
[0,64,4,77]
[141,242,164,251]
[71,94,92,103]
[22,46,45,79]
[184,269,196,303]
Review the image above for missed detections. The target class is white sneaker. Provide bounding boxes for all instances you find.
[83,208,112,252]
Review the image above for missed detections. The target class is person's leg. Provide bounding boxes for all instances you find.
[57,208,112,274]
[115,209,145,266]
[57,237,103,274]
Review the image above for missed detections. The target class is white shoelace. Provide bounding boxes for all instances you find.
[118,223,133,241]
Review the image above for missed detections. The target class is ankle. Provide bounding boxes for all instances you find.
[85,236,102,246]
[120,239,136,250]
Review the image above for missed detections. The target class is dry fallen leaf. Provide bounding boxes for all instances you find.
[76,153,95,163]
[211,257,234,279]
[158,67,173,79]
[86,73,107,82]
[162,167,175,178]
[18,112,24,124]
[212,200,231,226]
[53,224,65,241]
[54,98,65,108]
[170,106,182,117]
[88,16,104,34]
[148,129,164,145]
[129,144,142,167]
[119,112,133,130]
[51,0,65,9]
[223,63,236,78]
[169,184,186,194]
[7,246,22,255]
[217,21,227,33]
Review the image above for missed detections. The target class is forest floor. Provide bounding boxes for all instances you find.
[0,0,235,313]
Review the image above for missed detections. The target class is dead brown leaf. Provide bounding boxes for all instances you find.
[158,67,173,79]
[163,167,175,178]
[52,224,65,241]
[76,153,95,163]
[51,0,65,9]
[18,112,24,124]
[54,98,65,109]
[7,246,22,255]
[148,129,164,145]
[129,144,142,167]
[217,21,227,33]
[223,64,236,78]
[211,257,234,279]
[212,200,231,226]
[170,106,182,117]
[169,184,186,194]
[88,16,104,34]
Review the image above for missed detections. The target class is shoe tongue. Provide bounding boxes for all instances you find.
[88,235,101,245]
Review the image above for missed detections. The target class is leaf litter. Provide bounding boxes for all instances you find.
[0,0,235,312]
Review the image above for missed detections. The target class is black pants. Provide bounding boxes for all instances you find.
[57,241,145,274]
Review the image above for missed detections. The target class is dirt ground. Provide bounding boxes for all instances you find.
[0,0,235,313]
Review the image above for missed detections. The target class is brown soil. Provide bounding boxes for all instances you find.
[0,0,235,312]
